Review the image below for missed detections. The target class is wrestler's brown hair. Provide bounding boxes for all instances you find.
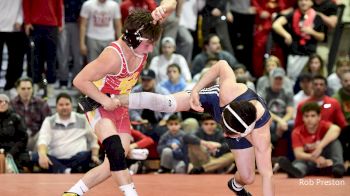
[122,9,162,43]
[222,101,257,134]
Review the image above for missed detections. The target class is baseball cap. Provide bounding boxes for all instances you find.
[0,94,10,103]
[141,69,156,80]
[161,36,176,47]
[270,67,285,78]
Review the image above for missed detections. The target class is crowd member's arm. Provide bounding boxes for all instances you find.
[311,124,341,158]
[293,147,315,161]
[190,60,236,112]
[183,133,221,152]
[175,0,184,17]
[79,2,89,56]
[272,16,292,45]
[23,0,33,35]
[318,12,337,29]
[36,118,53,169]
[113,18,122,39]
[130,129,154,149]
[252,123,274,196]
[157,133,170,154]
[73,47,122,111]
[86,119,100,164]
[301,25,325,42]
[276,105,294,133]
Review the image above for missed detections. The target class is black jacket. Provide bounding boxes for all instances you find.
[0,110,27,157]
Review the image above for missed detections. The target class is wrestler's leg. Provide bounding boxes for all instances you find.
[65,119,134,196]
[232,147,256,185]
[227,147,255,196]
[94,119,135,195]
[120,91,191,112]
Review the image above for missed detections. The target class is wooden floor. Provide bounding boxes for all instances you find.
[0,173,349,196]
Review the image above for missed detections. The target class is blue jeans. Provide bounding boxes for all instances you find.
[31,151,91,173]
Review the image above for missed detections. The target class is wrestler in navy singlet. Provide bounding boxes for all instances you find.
[196,85,271,149]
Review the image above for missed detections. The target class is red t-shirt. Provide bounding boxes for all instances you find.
[120,0,157,24]
[295,96,348,128]
[292,120,331,153]
[23,0,63,27]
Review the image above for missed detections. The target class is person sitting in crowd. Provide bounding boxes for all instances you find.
[161,63,188,94]
[157,114,186,174]
[278,102,345,178]
[327,57,350,94]
[31,93,100,173]
[0,94,30,172]
[191,34,237,77]
[149,37,192,84]
[233,64,256,92]
[256,55,293,96]
[184,113,234,174]
[130,69,172,144]
[260,67,295,160]
[10,77,51,151]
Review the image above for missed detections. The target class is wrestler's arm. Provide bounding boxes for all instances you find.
[190,60,236,112]
[252,122,274,196]
[152,0,178,23]
[73,47,121,109]
[117,91,191,112]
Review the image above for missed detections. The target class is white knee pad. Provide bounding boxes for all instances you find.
[129,92,177,113]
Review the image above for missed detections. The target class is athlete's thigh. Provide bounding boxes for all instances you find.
[94,118,118,141]
[231,147,255,177]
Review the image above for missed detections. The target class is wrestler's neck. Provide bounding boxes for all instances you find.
[118,40,144,59]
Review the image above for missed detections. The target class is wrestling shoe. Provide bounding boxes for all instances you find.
[227,178,252,196]
[62,192,80,196]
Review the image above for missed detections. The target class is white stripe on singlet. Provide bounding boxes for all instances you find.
[185,85,220,96]
[199,85,220,96]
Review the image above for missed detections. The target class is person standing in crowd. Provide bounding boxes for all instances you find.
[79,0,122,63]
[23,0,63,97]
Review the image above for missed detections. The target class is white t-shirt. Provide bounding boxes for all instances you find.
[80,0,121,40]
[178,0,205,31]
[327,73,341,93]
[0,0,23,32]
[149,54,192,84]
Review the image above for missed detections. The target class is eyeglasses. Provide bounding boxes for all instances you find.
[0,100,8,104]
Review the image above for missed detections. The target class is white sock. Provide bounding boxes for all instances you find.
[119,183,138,196]
[67,179,89,195]
[232,178,244,191]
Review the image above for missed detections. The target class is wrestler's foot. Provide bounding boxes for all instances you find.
[227,178,252,196]
[62,192,80,196]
